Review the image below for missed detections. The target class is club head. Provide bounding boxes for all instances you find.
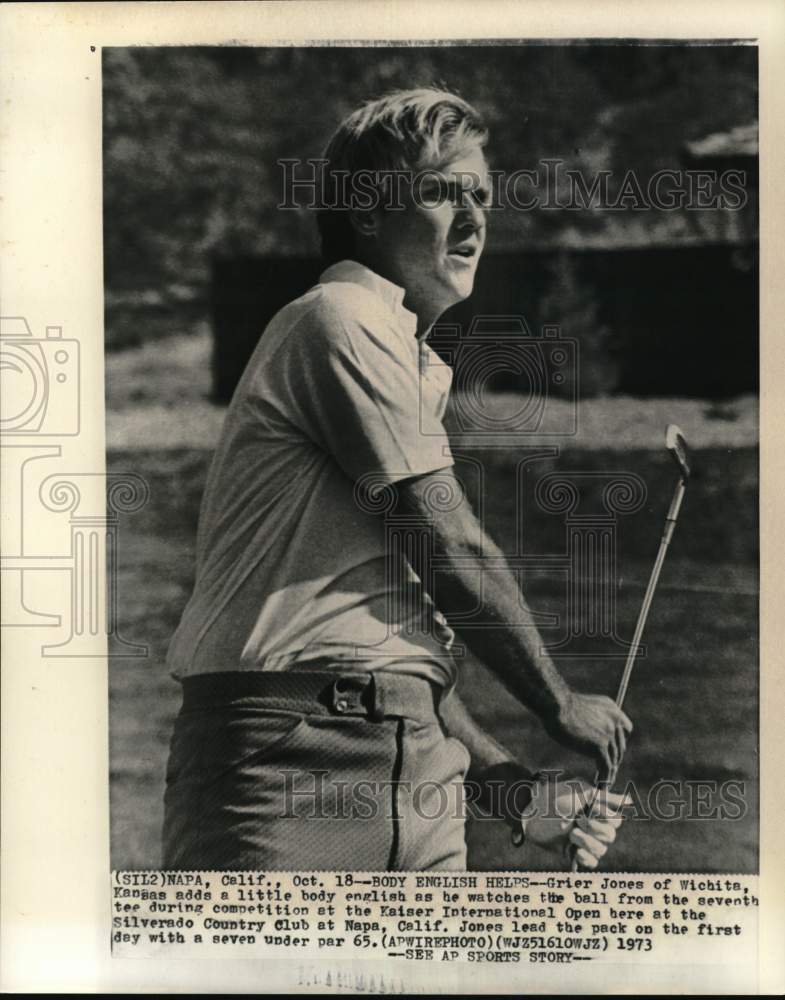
[665,424,691,481]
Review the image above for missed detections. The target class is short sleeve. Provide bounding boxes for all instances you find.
[272,287,453,484]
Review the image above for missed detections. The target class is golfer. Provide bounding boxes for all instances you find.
[163,88,632,872]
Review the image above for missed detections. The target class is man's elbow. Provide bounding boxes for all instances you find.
[396,469,486,556]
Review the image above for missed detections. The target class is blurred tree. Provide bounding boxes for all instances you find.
[538,252,619,397]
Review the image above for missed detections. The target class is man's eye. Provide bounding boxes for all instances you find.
[418,184,446,207]
[416,180,489,209]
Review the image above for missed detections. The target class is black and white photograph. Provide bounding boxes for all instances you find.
[4,2,784,992]
[104,40,758,875]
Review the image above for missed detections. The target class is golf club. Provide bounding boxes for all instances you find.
[569,424,691,871]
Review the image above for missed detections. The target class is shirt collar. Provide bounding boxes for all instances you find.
[319,259,420,339]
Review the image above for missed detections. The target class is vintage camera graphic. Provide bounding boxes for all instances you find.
[425,316,578,436]
[1,313,145,655]
[0,316,80,435]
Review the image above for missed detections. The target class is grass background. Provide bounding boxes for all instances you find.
[108,333,758,873]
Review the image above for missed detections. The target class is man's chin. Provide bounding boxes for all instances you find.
[448,274,477,304]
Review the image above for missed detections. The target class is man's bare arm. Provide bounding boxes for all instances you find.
[397,467,630,777]
[439,687,512,770]
[440,687,538,828]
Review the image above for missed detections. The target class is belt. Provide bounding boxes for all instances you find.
[180,669,443,725]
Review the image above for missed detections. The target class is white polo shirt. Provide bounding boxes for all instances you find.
[166,260,458,688]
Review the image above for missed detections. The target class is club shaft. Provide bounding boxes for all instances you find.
[570,477,686,872]
[616,478,684,709]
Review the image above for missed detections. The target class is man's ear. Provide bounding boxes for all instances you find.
[348,209,379,240]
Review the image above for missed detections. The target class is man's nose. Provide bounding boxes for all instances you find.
[455,193,485,231]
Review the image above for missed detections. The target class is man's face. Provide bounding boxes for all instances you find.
[370,146,489,321]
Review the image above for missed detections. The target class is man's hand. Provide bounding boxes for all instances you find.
[523,780,630,869]
[546,691,633,781]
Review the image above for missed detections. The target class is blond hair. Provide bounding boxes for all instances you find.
[317,88,488,264]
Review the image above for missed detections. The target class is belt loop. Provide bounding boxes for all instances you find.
[330,673,373,717]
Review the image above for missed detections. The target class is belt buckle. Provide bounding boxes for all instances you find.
[331,673,372,716]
